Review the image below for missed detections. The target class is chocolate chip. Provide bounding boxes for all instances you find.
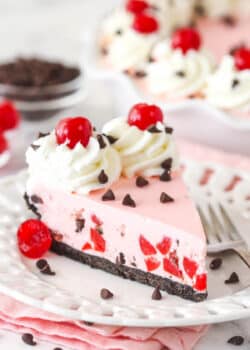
[100,288,113,299]
[97,134,106,149]
[160,170,171,182]
[148,125,161,133]
[148,56,155,63]
[83,321,94,326]
[98,170,108,184]
[227,336,244,346]
[209,258,222,270]
[102,189,115,201]
[115,29,123,35]
[30,144,40,151]
[221,15,236,26]
[31,194,43,204]
[175,70,186,78]
[131,262,137,267]
[36,259,55,276]
[152,286,162,300]
[136,176,149,188]
[134,70,147,78]
[194,4,206,17]
[232,79,240,89]
[165,126,173,134]
[104,134,117,144]
[160,192,174,203]
[122,194,136,208]
[38,132,49,139]
[225,272,239,284]
[116,252,126,265]
[75,218,85,232]
[54,348,63,350]
[161,158,172,170]
[22,333,37,346]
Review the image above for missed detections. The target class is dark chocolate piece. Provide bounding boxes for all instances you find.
[161,158,172,170]
[136,176,149,188]
[54,348,63,350]
[232,79,240,89]
[152,286,162,300]
[102,189,115,201]
[227,336,244,346]
[100,288,114,300]
[122,194,136,208]
[160,170,171,182]
[97,134,107,149]
[22,333,37,346]
[83,321,94,326]
[148,125,161,133]
[209,258,222,270]
[76,218,85,233]
[165,126,173,134]
[31,194,43,204]
[221,15,236,26]
[225,272,239,284]
[36,259,55,276]
[98,170,108,184]
[160,192,174,203]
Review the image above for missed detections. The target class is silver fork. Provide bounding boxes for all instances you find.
[197,204,250,268]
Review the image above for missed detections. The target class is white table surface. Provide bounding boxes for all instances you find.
[0,0,250,348]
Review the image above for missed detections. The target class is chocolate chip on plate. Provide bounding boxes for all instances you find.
[152,286,162,300]
[100,288,114,300]
[160,192,174,203]
[227,335,244,346]
[122,194,136,208]
[75,218,85,232]
[36,259,55,276]
[102,189,115,201]
[160,170,171,182]
[136,176,149,188]
[209,258,222,270]
[225,272,239,284]
[98,170,109,184]
[22,333,37,346]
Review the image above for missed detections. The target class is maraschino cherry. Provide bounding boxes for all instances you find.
[126,0,149,14]
[55,117,93,149]
[132,14,159,34]
[128,103,164,130]
[234,47,250,71]
[171,27,201,54]
[17,219,52,259]
[0,101,20,131]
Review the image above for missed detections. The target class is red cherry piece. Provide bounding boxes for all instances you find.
[194,273,207,291]
[171,28,201,54]
[91,214,103,226]
[128,103,164,130]
[156,237,172,255]
[145,257,160,272]
[139,235,157,255]
[90,228,106,252]
[0,133,8,154]
[234,47,250,71]
[82,242,92,251]
[183,257,198,279]
[55,117,92,149]
[132,14,159,34]
[0,101,20,131]
[17,219,52,259]
[126,0,149,14]
[163,257,182,278]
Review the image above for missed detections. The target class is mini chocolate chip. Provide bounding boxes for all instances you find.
[161,158,172,170]
[101,47,108,56]
[148,125,161,133]
[160,170,171,182]
[98,170,108,184]
[227,336,244,346]
[31,144,40,151]
[102,189,115,201]
[122,194,136,208]
[165,126,173,134]
[31,195,43,204]
[97,134,106,149]
[232,79,240,89]
[36,259,55,276]
[104,134,117,144]
[76,218,85,232]
[221,15,236,26]
[131,262,137,267]
[225,272,239,284]
[160,192,174,203]
[194,4,206,17]
[134,70,147,78]
[100,288,113,299]
[83,321,94,326]
[38,132,49,139]
[115,29,123,35]
[22,333,37,346]
[148,56,155,63]
[54,348,63,350]
[152,286,162,300]
[136,176,149,188]
[209,258,222,270]
[176,70,186,78]
[116,252,126,265]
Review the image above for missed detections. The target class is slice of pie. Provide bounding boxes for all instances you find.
[25,104,207,301]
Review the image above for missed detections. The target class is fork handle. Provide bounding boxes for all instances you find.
[232,248,250,268]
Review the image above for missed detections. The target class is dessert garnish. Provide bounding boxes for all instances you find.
[75,219,85,232]
[152,286,162,300]
[128,103,163,130]
[225,272,239,284]
[36,259,55,276]
[160,192,174,203]
[17,219,52,259]
[22,333,37,346]
[209,257,222,270]
[100,288,114,300]
[171,27,201,54]
[102,189,115,201]
[160,170,171,182]
[234,47,250,71]
[122,194,136,207]
[132,13,159,34]
[126,0,149,15]
[136,176,149,187]
[227,336,244,346]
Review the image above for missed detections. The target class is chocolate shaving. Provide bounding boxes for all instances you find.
[116,252,126,265]
[160,192,174,203]
[221,15,236,27]
[152,286,162,300]
[100,288,113,300]
[165,126,173,134]
[102,189,115,201]
[161,158,172,170]
[232,79,240,89]
[160,170,171,182]
[75,218,85,233]
[97,134,107,149]
[122,194,136,208]
[104,134,118,144]
[227,336,244,346]
[31,194,43,204]
[36,259,55,276]
[225,272,239,284]
[209,258,222,270]
[98,170,109,184]
[134,70,147,78]
[148,125,161,133]
[22,333,37,346]
[136,176,149,188]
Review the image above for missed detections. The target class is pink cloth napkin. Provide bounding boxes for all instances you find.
[0,294,207,350]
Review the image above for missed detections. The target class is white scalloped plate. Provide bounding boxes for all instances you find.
[0,162,250,327]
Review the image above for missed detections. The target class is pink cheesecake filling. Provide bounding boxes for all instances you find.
[27,175,207,292]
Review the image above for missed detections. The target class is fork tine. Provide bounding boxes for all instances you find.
[219,204,240,241]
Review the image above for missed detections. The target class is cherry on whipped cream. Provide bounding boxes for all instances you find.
[171,28,201,54]
[128,103,164,130]
[0,101,20,131]
[126,0,149,14]
[17,219,52,259]
[56,117,92,149]
[132,14,159,34]
[0,133,8,154]
[234,47,250,71]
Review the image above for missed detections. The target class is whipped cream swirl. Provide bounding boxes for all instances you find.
[102,117,179,178]
[146,41,214,98]
[205,55,250,111]
[26,132,121,195]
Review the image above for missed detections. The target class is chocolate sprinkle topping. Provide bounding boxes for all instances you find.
[22,333,37,346]
[104,134,118,144]
[232,79,240,89]
[160,192,174,203]
[134,70,147,78]
[36,259,55,276]
[209,258,222,270]
[122,194,136,208]
[161,158,172,170]
[148,125,161,133]
[227,336,244,346]
[97,134,107,149]
[152,286,162,300]
[100,288,114,300]
[160,170,171,182]
[31,194,43,204]
[102,189,115,201]
[165,126,173,134]
[75,218,85,233]
[221,15,236,27]
[176,70,186,78]
[225,272,239,284]
[136,176,149,188]
[98,170,109,184]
